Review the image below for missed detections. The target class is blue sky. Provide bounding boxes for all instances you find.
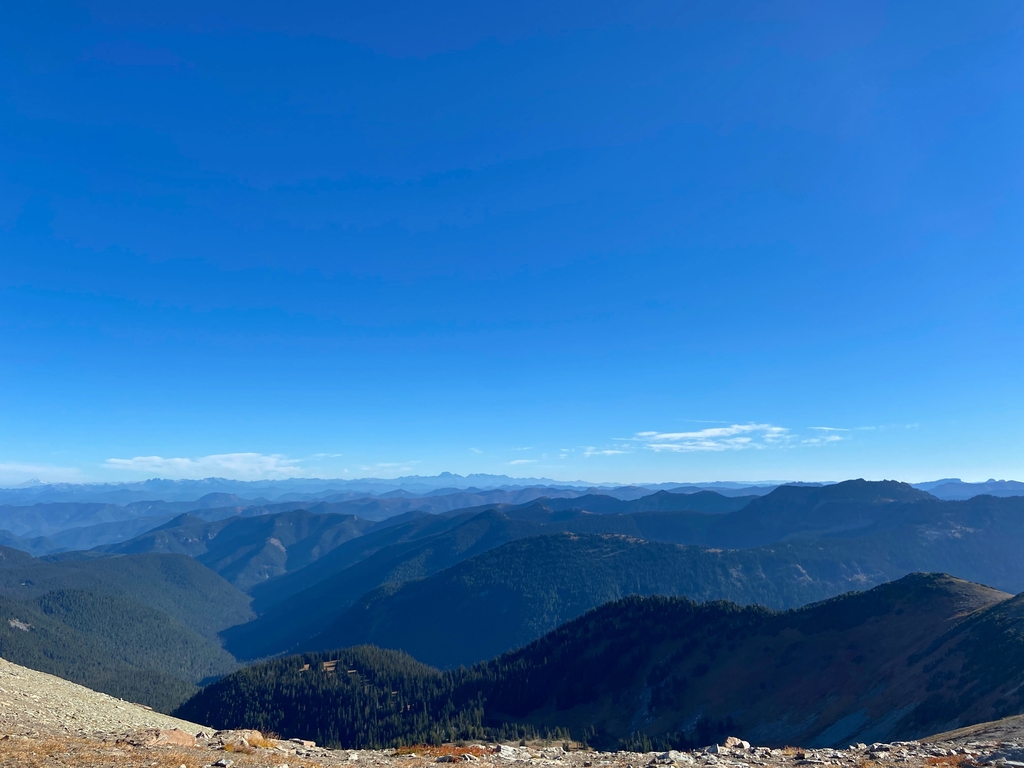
[1,1,1022,485]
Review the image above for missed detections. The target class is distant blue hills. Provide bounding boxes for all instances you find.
[1,473,1021,505]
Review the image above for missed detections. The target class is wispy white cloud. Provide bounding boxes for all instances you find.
[624,423,791,452]
[512,446,534,451]
[104,453,304,480]
[809,426,849,432]
[802,435,844,446]
[509,459,537,465]
[469,447,483,454]
[583,447,629,457]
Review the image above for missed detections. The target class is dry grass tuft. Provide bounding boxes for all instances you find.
[0,735,199,768]
[224,740,257,754]
[0,733,327,768]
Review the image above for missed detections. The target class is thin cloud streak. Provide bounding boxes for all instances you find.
[802,435,844,446]
[104,452,304,479]
[625,423,791,452]
[583,447,629,457]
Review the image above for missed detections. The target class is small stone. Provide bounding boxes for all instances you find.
[214,760,235,768]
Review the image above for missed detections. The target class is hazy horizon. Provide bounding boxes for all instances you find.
[1,470,1019,491]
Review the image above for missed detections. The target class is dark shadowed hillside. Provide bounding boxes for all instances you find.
[224,509,548,659]
[245,509,482,610]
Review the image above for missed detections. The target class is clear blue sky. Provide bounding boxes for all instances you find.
[1,1,1022,485]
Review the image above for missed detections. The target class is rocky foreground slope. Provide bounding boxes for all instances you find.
[3,656,1024,768]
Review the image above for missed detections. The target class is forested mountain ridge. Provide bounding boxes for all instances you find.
[524,490,756,515]
[177,573,1024,750]
[96,509,377,590]
[0,546,252,639]
[243,488,750,610]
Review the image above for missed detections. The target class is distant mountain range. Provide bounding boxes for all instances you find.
[0,474,783,506]
[0,473,1018,511]
[0,486,762,553]
[176,573,1024,750]
[917,479,1024,500]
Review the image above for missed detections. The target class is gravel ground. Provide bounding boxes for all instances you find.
[0,657,207,739]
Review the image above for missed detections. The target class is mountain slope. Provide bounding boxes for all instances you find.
[177,574,1022,749]
[245,509,480,611]
[97,509,376,591]
[0,493,267,538]
[534,490,756,515]
[0,515,177,556]
[224,509,547,659]
[687,479,933,547]
[0,547,253,639]
[459,573,1015,747]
